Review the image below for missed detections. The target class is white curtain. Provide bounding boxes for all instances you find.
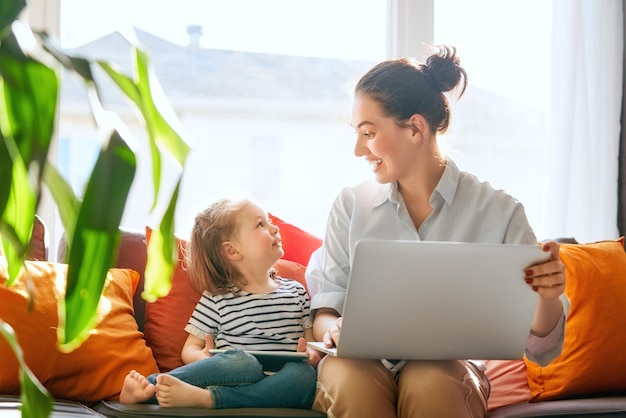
[546,0,623,243]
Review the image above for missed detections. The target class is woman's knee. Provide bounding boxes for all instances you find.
[314,357,397,417]
[397,360,487,418]
[318,356,389,385]
[399,360,465,391]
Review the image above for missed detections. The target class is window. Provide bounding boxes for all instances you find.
[39,0,552,246]
[434,0,552,237]
[57,0,387,241]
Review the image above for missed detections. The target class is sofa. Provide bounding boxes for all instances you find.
[1,215,626,417]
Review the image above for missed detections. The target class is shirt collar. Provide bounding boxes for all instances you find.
[371,158,461,209]
[436,158,460,206]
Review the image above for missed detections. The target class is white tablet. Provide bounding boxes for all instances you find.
[209,349,309,372]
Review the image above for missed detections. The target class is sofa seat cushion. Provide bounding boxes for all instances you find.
[0,395,105,418]
[94,400,327,417]
[486,396,626,418]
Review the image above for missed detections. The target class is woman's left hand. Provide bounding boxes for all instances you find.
[525,241,566,299]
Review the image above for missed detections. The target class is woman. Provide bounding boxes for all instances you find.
[305,45,568,418]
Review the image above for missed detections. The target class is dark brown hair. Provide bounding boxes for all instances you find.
[185,198,249,295]
[354,45,467,134]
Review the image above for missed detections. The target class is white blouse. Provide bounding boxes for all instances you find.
[305,158,567,365]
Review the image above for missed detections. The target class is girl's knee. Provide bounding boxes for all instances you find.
[282,363,317,408]
[218,349,264,377]
[284,362,317,384]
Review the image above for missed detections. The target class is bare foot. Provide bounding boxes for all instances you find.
[155,374,214,408]
[119,370,156,404]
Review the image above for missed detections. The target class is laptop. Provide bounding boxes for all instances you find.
[308,239,550,360]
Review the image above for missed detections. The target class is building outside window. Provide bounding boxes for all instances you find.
[43,0,551,248]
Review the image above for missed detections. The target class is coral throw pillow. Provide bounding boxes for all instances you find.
[524,238,626,401]
[0,260,159,402]
[484,359,530,412]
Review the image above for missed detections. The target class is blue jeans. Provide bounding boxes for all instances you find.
[145,349,316,409]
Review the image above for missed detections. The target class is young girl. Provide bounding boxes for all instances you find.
[120,198,320,409]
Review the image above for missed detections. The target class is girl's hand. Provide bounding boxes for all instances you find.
[201,335,215,358]
[297,337,321,368]
[323,317,343,348]
[525,241,566,300]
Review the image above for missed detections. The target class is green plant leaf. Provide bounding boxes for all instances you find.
[131,46,190,166]
[0,0,25,37]
[0,31,58,183]
[0,143,34,284]
[0,320,53,418]
[144,181,181,302]
[98,34,191,206]
[42,164,80,257]
[59,130,136,351]
[98,60,163,206]
[0,27,58,283]
[98,34,190,303]
[0,130,12,222]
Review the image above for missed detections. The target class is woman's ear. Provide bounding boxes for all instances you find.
[408,114,427,136]
[222,241,242,261]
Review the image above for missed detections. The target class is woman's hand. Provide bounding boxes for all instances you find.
[527,241,566,336]
[323,317,343,348]
[525,241,566,299]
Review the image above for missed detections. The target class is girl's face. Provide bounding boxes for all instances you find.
[351,94,419,184]
[232,203,284,269]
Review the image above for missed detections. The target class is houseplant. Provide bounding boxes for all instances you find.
[0,0,191,416]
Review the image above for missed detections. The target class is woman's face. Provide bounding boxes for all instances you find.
[351,94,417,184]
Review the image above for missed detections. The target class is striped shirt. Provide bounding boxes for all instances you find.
[185,278,312,352]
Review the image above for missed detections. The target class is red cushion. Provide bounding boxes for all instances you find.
[269,213,322,266]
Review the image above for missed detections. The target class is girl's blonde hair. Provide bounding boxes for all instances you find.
[184,198,276,295]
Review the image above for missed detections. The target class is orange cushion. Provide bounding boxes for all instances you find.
[0,259,159,402]
[524,238,626,401]
[143,217,319,372]
[484,359,530,412]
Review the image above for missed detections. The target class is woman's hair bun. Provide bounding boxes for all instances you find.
[422,45,467,97]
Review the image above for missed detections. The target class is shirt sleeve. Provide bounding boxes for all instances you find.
[185,293,220,340]
[299,282,313,329]
[524,293,570,366]
[502,203,538,245]
[305,189,353,314]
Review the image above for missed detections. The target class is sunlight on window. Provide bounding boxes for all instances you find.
[434,0,552,238]
[58,0,386,238]
[60,0,387,61]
